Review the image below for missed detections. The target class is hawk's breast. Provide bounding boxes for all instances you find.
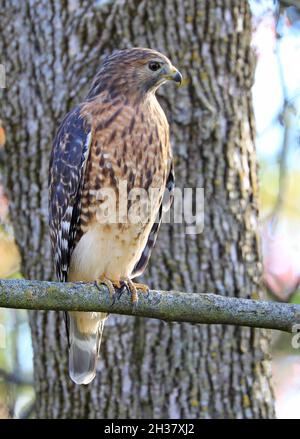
[68,94,170,281]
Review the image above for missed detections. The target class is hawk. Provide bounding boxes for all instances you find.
[49,48,181,385]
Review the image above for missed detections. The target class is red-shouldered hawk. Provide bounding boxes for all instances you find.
[49,48,181,385]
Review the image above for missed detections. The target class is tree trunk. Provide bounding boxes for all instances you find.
[1,0,275,418]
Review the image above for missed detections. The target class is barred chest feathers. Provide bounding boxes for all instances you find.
[68,94,170,282]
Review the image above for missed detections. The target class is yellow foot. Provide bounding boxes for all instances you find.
[96,275,122,298]
[121,278,149,304]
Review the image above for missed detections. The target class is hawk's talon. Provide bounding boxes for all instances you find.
[94,280,106,294]
[132,282,149,295]
[95,276,149,305]
[119,281,130,296]
[96,276,123,301]
[120,278,149,304]
[111,281,127,305]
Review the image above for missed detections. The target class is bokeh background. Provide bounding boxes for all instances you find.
[0,0,299,418]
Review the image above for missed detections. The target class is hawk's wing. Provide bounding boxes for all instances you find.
[49,106,91,282]
[131,162,175,279]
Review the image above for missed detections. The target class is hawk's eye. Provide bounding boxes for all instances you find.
[148,61,161,72]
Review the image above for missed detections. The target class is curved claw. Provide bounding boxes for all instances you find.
[95,276,123,301]
[95,276,149,306]
[121,278,149,304]
[111,281,127,305]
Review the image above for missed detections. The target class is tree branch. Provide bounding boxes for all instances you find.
[0,279,299,333]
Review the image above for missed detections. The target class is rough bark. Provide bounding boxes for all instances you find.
[0,0,275,418]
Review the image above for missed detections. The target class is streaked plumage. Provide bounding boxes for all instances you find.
[49,48,181,385]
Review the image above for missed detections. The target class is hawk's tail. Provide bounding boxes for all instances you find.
[66,311,107,385]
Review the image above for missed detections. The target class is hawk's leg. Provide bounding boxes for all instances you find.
[121,278,149,304]
[95,275,123,298]
[95,276,149,304]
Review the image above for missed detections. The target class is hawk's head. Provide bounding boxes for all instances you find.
[88,48,182,99]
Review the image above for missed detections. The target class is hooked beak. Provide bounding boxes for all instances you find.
[163,66,182,85]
